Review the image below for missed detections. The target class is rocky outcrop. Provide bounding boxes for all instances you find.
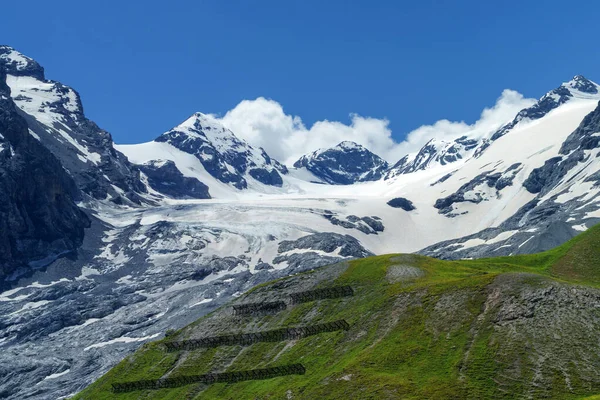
[523,101,600,195]
[139,160,210,199]
[0,69,89,283]
[274,232,373,268]
[322,212,384,235]
[434,163,523,216]
[387,136,478,178]
[387,197,416,211]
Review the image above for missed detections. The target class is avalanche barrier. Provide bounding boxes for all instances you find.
[289,285,354,304]
[232,301,287,316]
[164,320,350,351]
[111,363,306,393]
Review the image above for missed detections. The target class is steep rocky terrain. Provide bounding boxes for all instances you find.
[0,45,148,205]
[0,68,89,285]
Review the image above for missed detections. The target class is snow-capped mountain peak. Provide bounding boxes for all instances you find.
[386,75,600,178]
[335,140,363,151]
[0,45,44,80]
[118,111,288,194]
[293,141,389,184]
[167,111,250,154]
[485,75,600,143]
[564,75,599,96]
[385,135,479,178]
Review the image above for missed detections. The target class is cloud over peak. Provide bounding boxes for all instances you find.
[215,89,535,165]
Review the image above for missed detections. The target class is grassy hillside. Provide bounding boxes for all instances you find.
[74,224,600,399]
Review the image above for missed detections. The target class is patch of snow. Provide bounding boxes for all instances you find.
[190,298,213,307]
[84,333,161,351]
[42,369,70,381]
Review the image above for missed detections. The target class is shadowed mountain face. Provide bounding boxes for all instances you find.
[0,69,89,284]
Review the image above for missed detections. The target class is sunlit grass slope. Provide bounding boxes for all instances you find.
[75,224,600,399]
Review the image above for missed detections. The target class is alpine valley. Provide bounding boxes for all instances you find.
[2,46,600,399]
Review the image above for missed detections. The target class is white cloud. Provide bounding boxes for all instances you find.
[216,89,535,165]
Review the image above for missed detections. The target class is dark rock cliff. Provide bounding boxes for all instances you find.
[0,69,89,283]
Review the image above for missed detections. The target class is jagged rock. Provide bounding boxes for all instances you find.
[277,232,373,258]
[386,136,478,178]
[387,197,416,211]
[434,171,497,214]
[139,160,210,199]
[494,162,522,191]
[294,141,389,184]
[322,212,384,235]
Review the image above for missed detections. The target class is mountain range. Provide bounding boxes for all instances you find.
[1,45,600,399]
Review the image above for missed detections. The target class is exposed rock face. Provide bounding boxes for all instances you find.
[156,112,287,189]
[139,160,210,199]
[387,197,416,211]
[523,101,600,195]
[434,171,501,211]
[293,141,389,184]
[0,45,148,205]
[274,232,374,268]
[387,136,478,178]
[322,211,384,235]
[0,69,89,283]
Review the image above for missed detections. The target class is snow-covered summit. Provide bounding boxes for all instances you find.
[386,135,479,178]
[486,75,600,143]
[565,75,600,95]
[0,45,44,80]
[387,75,600,178]
[293,141,389,184]
[120,111,288,194]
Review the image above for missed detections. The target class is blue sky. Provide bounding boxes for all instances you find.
[2,0,600,157]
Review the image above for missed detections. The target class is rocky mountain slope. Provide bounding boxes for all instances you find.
[2,45,600,399]
[0,46,148,205]
[421,98,600,259]
[117,112,288,198]
[75,224,600,399]
[293,141,389,184]
[0,68,89,285]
